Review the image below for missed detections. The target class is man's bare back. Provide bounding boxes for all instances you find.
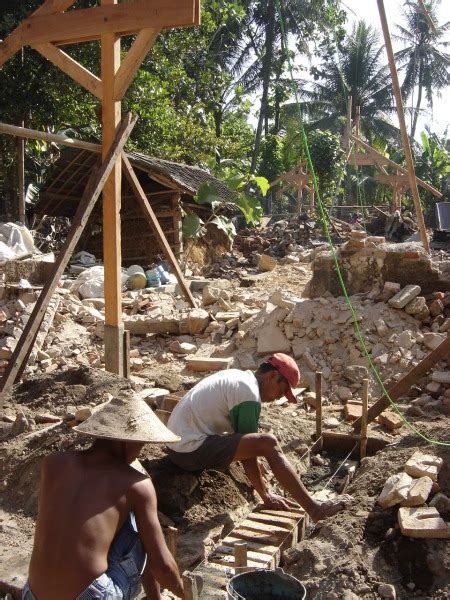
[28,441,183,600]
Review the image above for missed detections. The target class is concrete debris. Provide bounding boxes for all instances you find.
[398,506,450,538]
[404,452,444,481]
[378,472,413,508]
[388,285,421,309]
[400,476,433,507]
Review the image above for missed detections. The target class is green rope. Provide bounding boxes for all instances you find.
[274,0,449,447]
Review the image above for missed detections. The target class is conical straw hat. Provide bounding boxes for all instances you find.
[73,393,180,443]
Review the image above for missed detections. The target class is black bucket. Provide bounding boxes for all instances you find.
[227,568,306,600]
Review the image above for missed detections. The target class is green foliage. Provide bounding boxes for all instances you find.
[258,134,285,183]
[306,129,346,204]
[415,130,450,208]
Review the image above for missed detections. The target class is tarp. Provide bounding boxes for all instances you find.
[436,203,450,231]
[0,222,40,262]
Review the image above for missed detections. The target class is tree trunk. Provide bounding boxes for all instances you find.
[250,0,276,173]
[411,61,423,141]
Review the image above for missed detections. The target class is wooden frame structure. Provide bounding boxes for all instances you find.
[269,163,315,214]
[0,0,200,383]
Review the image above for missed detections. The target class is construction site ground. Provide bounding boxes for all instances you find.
[0,239,449,600]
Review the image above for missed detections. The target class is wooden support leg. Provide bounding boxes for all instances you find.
[167,526,178,561]
[360,379,368,459]
[182,572,199,600]
[315,371,323,451]
[0,114,136,395]
[234,542,248,574]
[122,155,196,307]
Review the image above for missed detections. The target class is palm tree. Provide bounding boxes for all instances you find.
[298,21,398,144]
[394,0,450,141]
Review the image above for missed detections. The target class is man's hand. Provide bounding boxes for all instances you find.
[262,493,300,511]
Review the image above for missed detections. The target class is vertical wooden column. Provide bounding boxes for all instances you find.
[102,0,123,375]
[315,371,323,451]
[17,120,25,224]
[360,379,369,459]
[377,0,430,254]
[172,192,183,258]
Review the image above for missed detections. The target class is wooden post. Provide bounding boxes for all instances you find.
[17,119,26,224]
[172,192,183,258]
[355,106,361,138]
[343,95,353,150]
[234,541,248,574]
[167,526,178,561]
[360,378,368,459]
[123,329,130,379]
[315,371,323,450]
[376,0,430,254]
[182,572,198,600]
[102,0,124,376]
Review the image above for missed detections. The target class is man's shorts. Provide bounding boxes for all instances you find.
[167,433,242,471]
[23,513,146,600]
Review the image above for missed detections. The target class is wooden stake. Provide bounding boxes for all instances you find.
[17,120,25,224]
[234,541,248,574]
[182,572,199,600]
[123,329,130,379]
[167,526,178,561]
[0,114,136,394]
[376,0,430,253]
[360,378,368,459]
[315,371,323,450]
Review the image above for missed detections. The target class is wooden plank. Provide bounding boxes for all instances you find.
[21,0,197,46]
[238,520,290,540]
[33,43,102,98]
[114,28,160,100]
[258,508,305,519]
[247,513,298,529]
[229,528,282,546]
[0,114,136,394]
[122,154,196,307]
[210,545,272,567]
[184,357,233,372]
[35,0,77,16]
[222,536,280,560]
[353,333,450,431]
[0,122,101,153]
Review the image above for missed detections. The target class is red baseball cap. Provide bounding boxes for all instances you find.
[268,353,300,403]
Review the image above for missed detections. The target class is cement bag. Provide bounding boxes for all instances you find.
[0,222,40,258]
[72,266,128,299]
[0,240,17,262]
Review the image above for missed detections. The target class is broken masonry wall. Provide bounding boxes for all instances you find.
[306,241,449,298]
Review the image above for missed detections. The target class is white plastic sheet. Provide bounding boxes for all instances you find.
[0,222,40,261]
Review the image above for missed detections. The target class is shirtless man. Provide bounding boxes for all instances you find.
[167,353,352,521]
[24,393,184,600]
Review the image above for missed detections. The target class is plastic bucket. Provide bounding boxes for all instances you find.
[126,272,147,290]
[227,569,306,600]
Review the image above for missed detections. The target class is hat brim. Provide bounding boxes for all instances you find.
[285,385,297,403]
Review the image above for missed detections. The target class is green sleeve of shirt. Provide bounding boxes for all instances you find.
[229,401,261,434]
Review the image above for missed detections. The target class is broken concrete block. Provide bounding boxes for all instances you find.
[383,281,401,294]
[431,371,450,385]
[257,323,291,355]
[398,506,450,538]
[378,472,413,508]
[422,332,446,350]
[429,299,444,317]
[426,381,441,394]
[404,452,443,481]
[169,341,196,355]
[344,365,368,383]
[185,356,233,372]
[202,285,220,306]
[388,285,421,309]
[11,411,30,436]
[35,413,61,424]
[187,308,210,334]
[401,476,433,507]
[378,583,396,599]
[270,290,296,310]
[344,402,362,421]
[404,295,426,315]
[258,254,277,272]
[215,311,240,321]
[397,330,414,350]
[338,386,353,401]
[378,410,404,431]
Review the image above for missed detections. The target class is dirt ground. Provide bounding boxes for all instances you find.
[0,262,449,599]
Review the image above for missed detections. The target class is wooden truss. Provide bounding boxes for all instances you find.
[0,0,200,379]
[269,163,315,213]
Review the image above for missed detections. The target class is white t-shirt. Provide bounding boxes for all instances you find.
[167,369,261,453]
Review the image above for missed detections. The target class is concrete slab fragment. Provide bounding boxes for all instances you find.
[398,506,450,538]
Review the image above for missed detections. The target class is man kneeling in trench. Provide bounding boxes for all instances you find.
[167,353,352,521]
[24,393,184,600]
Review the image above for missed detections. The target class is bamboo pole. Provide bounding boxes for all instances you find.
[315,371,323,451]
[376,0,430,253]
[360,379,369,459]
[0,121,101,153]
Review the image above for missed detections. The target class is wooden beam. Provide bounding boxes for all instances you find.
[33,43,102,98]
[417,0,438,34]
[114,28,160,100]
[353,333,450,431]
[0,121,101,153]
[122,154,196,307]
[377,0,429,253]
[0,113,136,394]
[21,0,197,46]
[351,135,442,198]
[34,0,77,16]
[102,1,123,376]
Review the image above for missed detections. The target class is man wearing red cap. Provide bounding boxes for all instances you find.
[167,353,352,521]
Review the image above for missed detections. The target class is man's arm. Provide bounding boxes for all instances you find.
[131,478,184,599]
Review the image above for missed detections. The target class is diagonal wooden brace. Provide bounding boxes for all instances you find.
[353,333,450,432]
[122,154,196,308]
[0,113,137,395]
